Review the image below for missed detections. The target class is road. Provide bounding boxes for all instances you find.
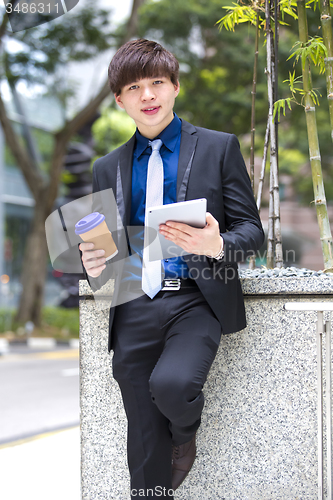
[0,346,79,444]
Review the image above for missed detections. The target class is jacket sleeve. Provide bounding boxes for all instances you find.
[80,159,118,292]
[219,134,265,264]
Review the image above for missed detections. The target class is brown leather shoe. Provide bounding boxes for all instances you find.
[171,434,196,490]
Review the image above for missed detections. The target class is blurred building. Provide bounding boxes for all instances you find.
[0,93,65,306]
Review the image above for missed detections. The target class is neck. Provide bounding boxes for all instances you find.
[137,111,174,139]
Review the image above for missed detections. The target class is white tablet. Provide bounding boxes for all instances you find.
[145,198,207,262]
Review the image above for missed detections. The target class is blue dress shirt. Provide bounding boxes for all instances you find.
[122,113,189,283]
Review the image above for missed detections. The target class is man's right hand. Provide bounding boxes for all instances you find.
[79,242,106,278]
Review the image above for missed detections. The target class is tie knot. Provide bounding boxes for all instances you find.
[149,139,163,152]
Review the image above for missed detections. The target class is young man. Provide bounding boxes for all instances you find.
[80,39,264,499]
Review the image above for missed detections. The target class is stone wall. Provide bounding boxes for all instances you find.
[80,276,333,500]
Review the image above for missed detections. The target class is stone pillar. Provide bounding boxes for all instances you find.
[80,276,333,500]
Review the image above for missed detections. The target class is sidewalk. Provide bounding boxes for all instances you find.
[0,337,80,355]
[0,426,80,500]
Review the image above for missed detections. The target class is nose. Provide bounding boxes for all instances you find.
[141,86,156,101]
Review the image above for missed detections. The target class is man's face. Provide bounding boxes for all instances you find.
[115,76,180,139]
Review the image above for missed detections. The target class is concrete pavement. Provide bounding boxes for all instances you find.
[0,346,79,444]
[0,426,80,500]
[1,344,81,499]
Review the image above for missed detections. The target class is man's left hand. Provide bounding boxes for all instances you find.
[159,212,223,257]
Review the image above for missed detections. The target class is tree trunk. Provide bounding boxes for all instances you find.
[15,199,49,325]
[14,137,67,324]
[297,0,333,271]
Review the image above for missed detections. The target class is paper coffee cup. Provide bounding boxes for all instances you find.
[75,212,118,261]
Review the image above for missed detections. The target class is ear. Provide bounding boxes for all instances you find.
[174,81,180,98]
[114,93,124,109]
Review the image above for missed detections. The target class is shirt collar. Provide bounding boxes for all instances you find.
[135,113,182,158]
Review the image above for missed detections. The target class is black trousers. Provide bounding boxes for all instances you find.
[111,287,222,499]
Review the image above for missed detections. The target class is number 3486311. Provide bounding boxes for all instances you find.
[5,3,60,14]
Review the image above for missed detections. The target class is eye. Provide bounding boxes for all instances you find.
[128,84,139,91]
[153,80,163,85]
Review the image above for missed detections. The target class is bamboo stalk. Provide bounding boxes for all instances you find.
[256,115,270,212]
[266,0,283,268]
[249,115,270,269]
[267,131,275,268]
[319,0,333,141]
[271,0,283,268]
[297,0,333,271]
[274,0,279,174]
[249,10,260,270]
[250,10,260,191]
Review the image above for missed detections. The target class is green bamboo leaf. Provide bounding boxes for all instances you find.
[273,98,293,121]
[306,0,320,10]
[283,7,298,19]
[280,0,298,22]
[217,4,260,31]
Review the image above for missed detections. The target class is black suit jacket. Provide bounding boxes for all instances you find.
[84,119,265,352]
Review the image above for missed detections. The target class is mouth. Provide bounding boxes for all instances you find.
[142,106,160,115]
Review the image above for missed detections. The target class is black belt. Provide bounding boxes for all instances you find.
[160,278,197,291]
[122,278,198,293]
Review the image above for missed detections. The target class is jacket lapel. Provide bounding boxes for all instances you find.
[177,120,198,202]
[117,121,198,224]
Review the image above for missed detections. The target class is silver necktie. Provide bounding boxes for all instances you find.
[142,139,163,298]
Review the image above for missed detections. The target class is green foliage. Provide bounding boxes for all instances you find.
[0,307,79,336]
[287,70,303,95]
[304,0,333,11]
[274,97,293,121]
[41,307,79,336]
[217,3,263,31]
[278,147,308,174]
[209,0,332,205]
[288,37,327,73]
[61,170,77,185]
[273,71,322,120]
[280,0,298,21]
[3,0,115,101]
[92,108,136,157]
[218,0,298,32]
[31,128,54,171]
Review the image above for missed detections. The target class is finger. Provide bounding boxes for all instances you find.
[82,250,105,264]
[164,221,195,236]
[87,263,106,278]
[84,259,106,274]
[205,212,217,226]
[82,251,105,268]
[79,242,95,252]
[161,226,195,242]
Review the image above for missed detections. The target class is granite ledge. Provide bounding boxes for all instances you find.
[240,275,333,295]
[79,279,114,298]
[80,275,333,299]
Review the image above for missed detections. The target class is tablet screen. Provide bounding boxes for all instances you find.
[146,198,207,261]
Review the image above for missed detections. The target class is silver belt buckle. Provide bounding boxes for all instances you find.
[161,279,181,291]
